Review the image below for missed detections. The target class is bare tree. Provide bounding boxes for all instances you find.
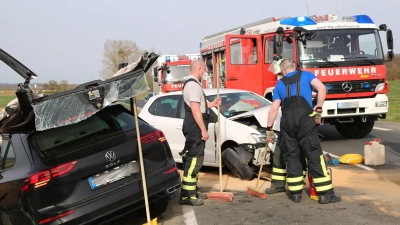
[43,80,59,92]
[59,80,69,92]
[99,40,144,79]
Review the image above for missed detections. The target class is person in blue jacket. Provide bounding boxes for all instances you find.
[266,59,341,204]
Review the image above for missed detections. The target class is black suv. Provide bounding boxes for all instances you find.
[0,49,181,225]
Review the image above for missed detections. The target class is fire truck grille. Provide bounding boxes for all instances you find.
[323,79,384,94]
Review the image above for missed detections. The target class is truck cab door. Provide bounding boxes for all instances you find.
[262,34,281,100]
[225,35,263,94]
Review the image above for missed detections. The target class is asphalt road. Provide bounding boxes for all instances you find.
[318,121,400,168]
[107,120,400,225]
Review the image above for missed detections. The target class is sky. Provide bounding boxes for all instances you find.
[1,0,399,84]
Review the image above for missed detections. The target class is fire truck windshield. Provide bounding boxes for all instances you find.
[297,29,384,67]
[164,65,190,83]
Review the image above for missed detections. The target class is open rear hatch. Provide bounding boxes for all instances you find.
[0,48,159,132]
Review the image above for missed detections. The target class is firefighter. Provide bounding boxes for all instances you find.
[265,60,307,195]
[179,59,221,206]
[266,59,341,204]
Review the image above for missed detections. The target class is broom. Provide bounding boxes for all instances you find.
[206,53,233,202]
[131,97,155,225]
[246,143,270,199]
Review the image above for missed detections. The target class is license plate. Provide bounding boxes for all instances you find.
[88,161,140,190]
[337,101,359,109]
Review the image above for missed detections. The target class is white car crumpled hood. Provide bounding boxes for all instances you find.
[228,106,281,132]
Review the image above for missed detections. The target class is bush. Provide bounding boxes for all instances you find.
[385,54,400,81]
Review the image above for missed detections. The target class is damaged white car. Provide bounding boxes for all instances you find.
[139,88,281,180]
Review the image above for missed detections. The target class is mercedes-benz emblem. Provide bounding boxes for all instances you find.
[105,151,116,162]
[342,82,352,92]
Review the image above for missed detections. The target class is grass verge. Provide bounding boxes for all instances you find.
[386,81,400,122]
[0,91,16,111]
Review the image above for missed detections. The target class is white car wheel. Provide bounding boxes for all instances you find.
[222,148,254,181]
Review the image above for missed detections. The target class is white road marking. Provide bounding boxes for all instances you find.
[182,205,198,225]
[354,164,376,171]
[323,151,375,171]
[373,127,391,131]
[323,151,340,159]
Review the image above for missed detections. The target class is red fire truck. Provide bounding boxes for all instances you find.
[200,14,394,138]
[152,54,201,95]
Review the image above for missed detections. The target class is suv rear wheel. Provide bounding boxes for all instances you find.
[222,148,254,181]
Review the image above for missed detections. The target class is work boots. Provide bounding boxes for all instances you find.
[197,191,208,200]
[318,190,341,204]
[179,197,204,206]
[179,190,207,206]
[265,185,286,194]
[290,194,302,203]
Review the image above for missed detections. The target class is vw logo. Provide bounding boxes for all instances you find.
[342,82,352,92]
[105,151,116,162]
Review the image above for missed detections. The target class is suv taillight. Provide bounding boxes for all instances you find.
[140,130,166,144]
[22,160,77,193]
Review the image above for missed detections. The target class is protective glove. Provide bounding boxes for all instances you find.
[309,106,322,124]
[266,126,277,143]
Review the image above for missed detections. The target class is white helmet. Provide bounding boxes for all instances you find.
[268,58,284,74]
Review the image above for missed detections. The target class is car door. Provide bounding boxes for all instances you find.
[177,99,217,165]
[146,95,182,157]
[0,135,31,220]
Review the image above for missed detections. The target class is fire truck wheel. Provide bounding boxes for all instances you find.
[334,120,374,139]
[222,148,254,181]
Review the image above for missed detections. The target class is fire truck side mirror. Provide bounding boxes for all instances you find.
[379,24,387,31]
[305,32,316,40]
[387,51,394,61]
[162,64,170,74]
[387,29,394,50]
[153,67,158,82]
[273,35,283,56]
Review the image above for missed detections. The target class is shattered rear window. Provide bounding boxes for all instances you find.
[30,105,137,154]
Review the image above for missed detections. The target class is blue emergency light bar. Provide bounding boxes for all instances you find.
[353,15,374,24]
[279,14,374,26]
[166,56,171,62]
[279,17,317,26]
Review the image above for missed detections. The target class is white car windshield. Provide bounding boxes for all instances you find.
[206,92,271,117]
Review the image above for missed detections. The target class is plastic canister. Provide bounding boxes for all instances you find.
[364,139,385,166]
